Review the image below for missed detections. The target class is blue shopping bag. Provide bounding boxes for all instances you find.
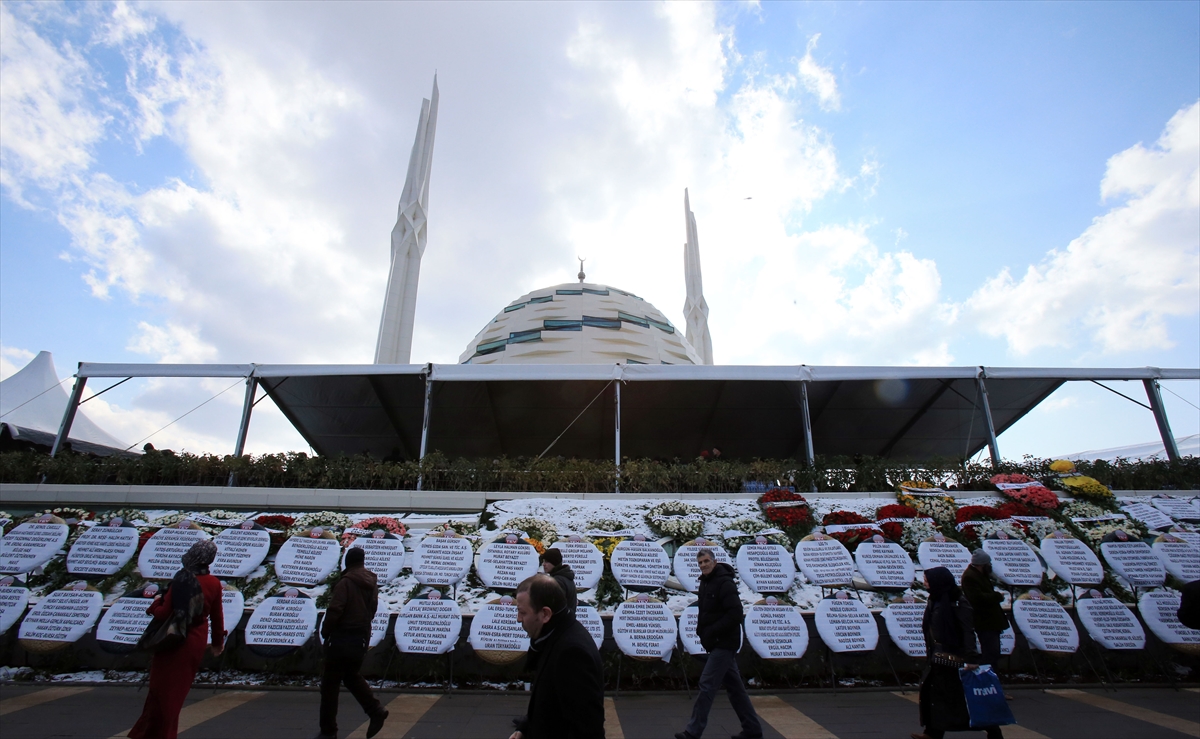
[959,666,1016,728]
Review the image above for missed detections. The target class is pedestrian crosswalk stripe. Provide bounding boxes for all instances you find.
[347,693,440,739]
[604,696,625,739]
[0,686,93,716]
[750,695,838,739]
[109,689,266,738]
[1047,688,1200,737]
[891,691,1052,739]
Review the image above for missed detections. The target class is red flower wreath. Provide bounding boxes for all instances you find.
[955,505,1006,541]
[994,501,1035,519]
[955,505,1000,525]
[758,488,812,533]
[253,514,296,547]
[990,473,1059,510]
[822,510,871,526]
[828,527,884,552]
[874,504,929,540]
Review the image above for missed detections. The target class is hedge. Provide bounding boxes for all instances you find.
[2,449,1196,493]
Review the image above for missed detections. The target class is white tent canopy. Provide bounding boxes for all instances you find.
[1,352,130,454]
[1061,434,1200,463]
[54,362,1198,463]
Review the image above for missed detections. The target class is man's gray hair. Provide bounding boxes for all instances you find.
[695,547,715,561]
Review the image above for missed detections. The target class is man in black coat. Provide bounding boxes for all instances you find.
[676,549,762,739]
[318,546,388,739]
[540,547,578,616]
[509,574,605,739]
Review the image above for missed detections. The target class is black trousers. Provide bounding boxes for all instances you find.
[319,636,383,735]
[977,630,1002,671]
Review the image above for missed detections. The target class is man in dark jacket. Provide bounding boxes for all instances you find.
[540,547,578,616]
[509,574,605,739]
[677,549,762,739]
[318,546,388,739]
[960,550,1007,670]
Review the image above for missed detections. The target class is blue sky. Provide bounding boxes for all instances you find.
[1,1,1196,458]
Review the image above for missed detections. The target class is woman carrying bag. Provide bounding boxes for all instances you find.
[128,540,225,739]
[912,566,1004,739]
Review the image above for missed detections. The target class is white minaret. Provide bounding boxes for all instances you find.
[375,76,439,364]
[683,188,714,365]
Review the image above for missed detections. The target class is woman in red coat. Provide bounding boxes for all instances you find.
[129,539,225,739]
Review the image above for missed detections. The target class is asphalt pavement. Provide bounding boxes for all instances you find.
[1,682,1198,739]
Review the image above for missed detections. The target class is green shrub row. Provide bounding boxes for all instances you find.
[2,449,1196,493]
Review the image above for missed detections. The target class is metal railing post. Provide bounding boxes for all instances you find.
[50,375,87,457]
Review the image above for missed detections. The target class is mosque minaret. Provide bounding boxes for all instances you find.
[375,75,439,364]
[683,188,714,365]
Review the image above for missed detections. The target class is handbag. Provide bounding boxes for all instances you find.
[959,665,1016,728]
[136,584,204,653]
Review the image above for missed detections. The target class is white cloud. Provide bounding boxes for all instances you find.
[555,8,949,365]
[797,33,840,112]
[0,346,36,381]
[127,322,218,364]
[0,5,107,204]
[966,101,1200,355]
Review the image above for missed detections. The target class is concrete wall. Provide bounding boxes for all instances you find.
[3,483,1191,514]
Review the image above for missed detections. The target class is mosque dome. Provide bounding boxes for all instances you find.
[459,283,702,365]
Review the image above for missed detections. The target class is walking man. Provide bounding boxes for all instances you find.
[960,550,1006,670]
[510,574,605,739]
[677,549,762,739]
[317,547,388,739]
[540,548,578,615]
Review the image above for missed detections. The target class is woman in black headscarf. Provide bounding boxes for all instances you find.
[129,539,225,739]
[911,566,1003,739]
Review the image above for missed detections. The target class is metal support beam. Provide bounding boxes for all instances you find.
[417,372,433,491]
[50,376,87,457]
[975,376,1001,468]
[614,381,622,493]
[799,381,815,467]
[1143,379,1180,462]
[232,377,258,457]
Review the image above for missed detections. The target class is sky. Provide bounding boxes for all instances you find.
[1,0,1197,461]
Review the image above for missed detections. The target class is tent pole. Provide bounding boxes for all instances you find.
[1143,379,1180,462]
[50,374,87,457]
[800,381,815,468]
[227,376,258,487]
[975,375,1001,469]
[232,377,258,457]
[614,380,621,493]
[418,371,433,491]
